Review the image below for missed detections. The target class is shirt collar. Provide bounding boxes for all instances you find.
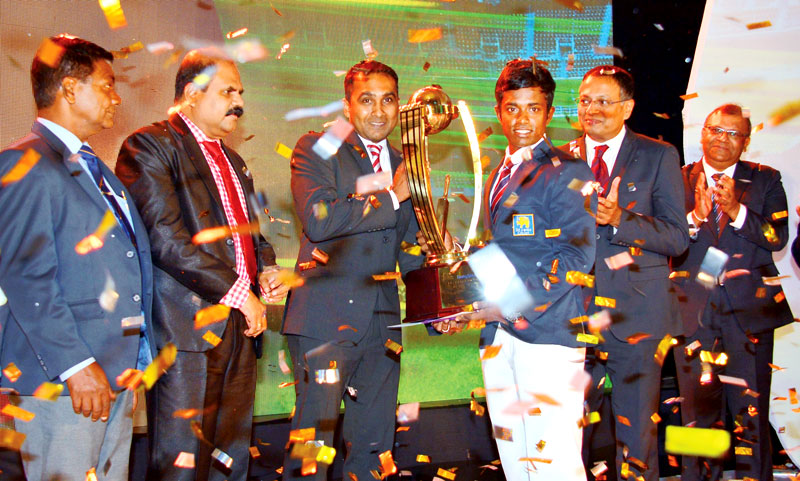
[701,156,737,185]
[585,125,626,155]
[178,111,218,144]
[36,117,83,154]
[357,135,387,152]
[504,137,546,166]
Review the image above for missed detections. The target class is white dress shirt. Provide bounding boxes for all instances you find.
[358,135,400,210]
[584,125,627,176]
[686,157,747,230]
[489,137,546,201]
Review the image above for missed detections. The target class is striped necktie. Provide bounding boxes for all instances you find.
[367,144,383,172]
[591,144,610,195]
[711,173,724,236]
[489,156,514,223]
[79,145,137,247]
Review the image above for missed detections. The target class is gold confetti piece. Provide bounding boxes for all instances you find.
[626,332,651,345]
[481,345,502,361]
[311,248,329,265]
[629,247,643,256]
[470,398,485,416]
[770,210,788,221]
[653,112,670,120]
[699,350,728,365]
[480,155,491,170]
[617,415,631,426]
[1,404,34,422]
[768,99,800,126]
[173,452,195,468]
[503,192,519,208]
[315,368,340,384]
[86,467,98,481]
[452,192,470,204]
[569,315,588,325]
[408,27,443,43]
[735,446,753,455]
[142,343,177,390]
[337,325,358,333]
[719,374,748,387]
[477,127,493,143]
[651,413,662,424]
[789,388,798,404]
[665,425,730,458]
[202,330,221,347]
[594,296,616,308]
[33,382,63,400]
[194,304,231,330]
[654,334,678,366]
[385,339,403,355]
[762,222,779,244]
[578,411,601,427]
[372,272,401,281]
[172,408,204,419]
[361,39,377,60]
[590,461,608,477]
[668,270,690,279]
[35,38,65,68]
[299,260,317,271]
[422,61,431,71]
[743,389,759,398]
[493,426,513,442]
[278,381,298,388]
[775,291,786,303]
[2,363,21,382]
[249,446,261,458]
[98,0,127,29]
[0,428,26,451]
[755,287,767,298]
[520,456,552,465]
[275,142,293,159]
[379,450,398,478]
[680,93,698,101]
[317,445,336,464]
[566,271,594,287]
[116,368,143,390]
[746,20,772,30]
[1,148,41,186]
[396,426,410,432]
[768,363,784,372]
[75,210,117,255]
[301,458,317,476]
[290,427,315,443]
[545,229,561,238]
[554,0,584,12]
[211,448,233,469]
[400,241,422,256]
[684,340,701,357]
[226,27,248,39]
[416,454,431,463]
[535,440,546,452]
[576,333,599,344]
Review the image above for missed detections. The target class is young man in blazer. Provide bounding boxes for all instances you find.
[116,49,287,481]
[673,104,793,481]
[281,60,423,481]
[0,35,153,480]
[565,65,689,481]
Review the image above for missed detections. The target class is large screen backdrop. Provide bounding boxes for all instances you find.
[683,0,800,464]
[212,0,614,417]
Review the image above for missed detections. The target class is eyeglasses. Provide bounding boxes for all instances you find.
[703,125,749,139]
[575,97,629,110]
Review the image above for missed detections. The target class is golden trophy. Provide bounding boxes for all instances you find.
[400,86,485,323]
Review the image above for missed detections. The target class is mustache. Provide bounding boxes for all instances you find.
[226,106,244,117]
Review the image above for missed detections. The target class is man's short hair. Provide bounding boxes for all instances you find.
[494,59,556,110]
[706,103,752,133]
[174,48,233,103]
[344,60,398,101]
[31,35,113,110]
[583,65,635,100]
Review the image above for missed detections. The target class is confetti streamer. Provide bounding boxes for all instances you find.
[768,99,800,126]
[408,27,443,43]
[203,330,222,347]
[312,117,354,160]
[33,382,63,400]
[373,272,401,281]
[3,363,21,382]
[98,0,128,29]
[226,27,248,39]
[212,448,234,469]
[680,92,699,101]
[592,45,623,57]
[285,100,343,121]
[746,20,772,30]
[1,404,34,422]
[481,345,502,361]
[626,332,651,345]
[665,426,730,458]
[1,148,41,186]
[719,375,748,387]
[75,210,118,255]
[385,339,403,355]
[142,343,177,389]
[194,304,231,329]
[654,334,677,366]
[147,41,174,54]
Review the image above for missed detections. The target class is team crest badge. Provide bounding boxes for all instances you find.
[512,214,535,236]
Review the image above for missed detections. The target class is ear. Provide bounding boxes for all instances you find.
[61,76,78,104]
[494,104,501,123]
[546,106,555,125]
[622,98,635,121]
[342,97,350,121]
[743,135,750,152]
[183,82,200,105]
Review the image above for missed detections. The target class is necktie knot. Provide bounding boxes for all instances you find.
[591,144,610,193]
[594,144,609,160]
[711,173,723,183]
[368,144,383,172]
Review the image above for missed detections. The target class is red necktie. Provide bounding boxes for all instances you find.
[711,173,724,236]
[591,145,610,195]
[489,156,514,223]
[202,140,257,281]
[368,144,383,172]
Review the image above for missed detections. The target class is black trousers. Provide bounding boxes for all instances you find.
[283,309,401,481]
[146,311,257,481]
[676,288,774,481]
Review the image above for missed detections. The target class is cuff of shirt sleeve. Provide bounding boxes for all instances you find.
[730,204,747,229]
[220,276,252,310]
[60,357,96,382]
[388,189,400,210]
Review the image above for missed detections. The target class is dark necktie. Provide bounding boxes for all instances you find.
[368,144,383,172]
[591,144,610,195]
[711,173,724,236]
[489,156,514,224]
[79,145,137,247]
[202,140,257,281]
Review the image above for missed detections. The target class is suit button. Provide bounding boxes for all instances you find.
[383,236,390,244]
[126,251,135,258]
[226,239,234,246]
[132,294,141,302]
[349,299,354,304]
[596,234,601,240]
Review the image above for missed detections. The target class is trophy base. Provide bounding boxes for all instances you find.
[403,261,484,323]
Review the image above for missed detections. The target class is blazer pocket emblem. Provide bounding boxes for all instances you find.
[512,213,535,236]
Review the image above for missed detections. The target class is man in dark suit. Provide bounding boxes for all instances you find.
[443,59,597,481]
[564,65,689,481]
[116,49,287,481]
[281,60,422,481]
[0,35,153,480]
[673,104,793,481]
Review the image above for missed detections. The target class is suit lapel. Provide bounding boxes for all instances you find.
[343,132,375,176]
[609,129,637,181]
[483,165,498,230]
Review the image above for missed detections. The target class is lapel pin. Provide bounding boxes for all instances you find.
[627,182,636,192]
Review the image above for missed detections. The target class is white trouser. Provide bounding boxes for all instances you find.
[481,328,587,481]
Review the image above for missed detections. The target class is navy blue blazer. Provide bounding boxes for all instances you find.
[0,122,153,395]
[480,141,597,348]
[671,160,794,336]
